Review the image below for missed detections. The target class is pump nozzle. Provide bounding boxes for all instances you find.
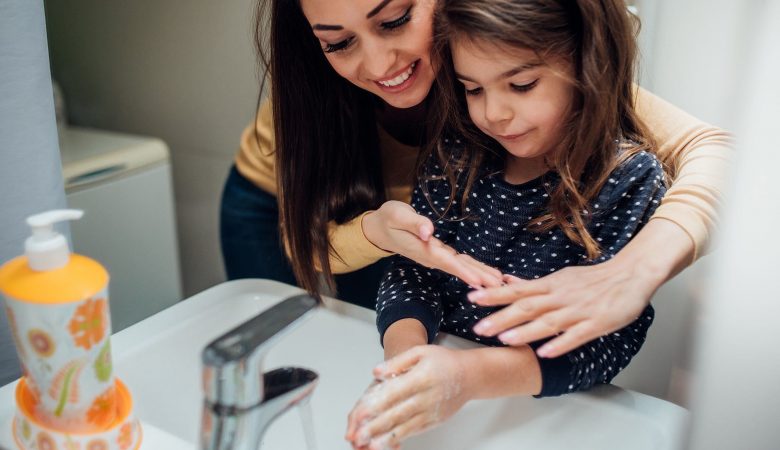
[25,209,84,271]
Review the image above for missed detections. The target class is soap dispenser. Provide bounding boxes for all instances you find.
[0,209,142,449]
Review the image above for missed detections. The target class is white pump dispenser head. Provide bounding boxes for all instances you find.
[24,209,84,271]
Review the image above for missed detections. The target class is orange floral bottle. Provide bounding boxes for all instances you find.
[0,210,117,432]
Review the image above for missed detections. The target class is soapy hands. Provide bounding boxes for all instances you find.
[363,200,503,289]
[345,346,469,450]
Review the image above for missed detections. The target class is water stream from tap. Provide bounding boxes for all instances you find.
[298,399,318,450]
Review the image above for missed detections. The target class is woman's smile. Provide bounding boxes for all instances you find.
[374,60,420,92]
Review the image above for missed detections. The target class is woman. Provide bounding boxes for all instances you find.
[220,0,731,356]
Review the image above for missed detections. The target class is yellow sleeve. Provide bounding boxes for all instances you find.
[234,98,278,195]
[326,212,394,274]
[635,87,733,261]
[236,101,406,274]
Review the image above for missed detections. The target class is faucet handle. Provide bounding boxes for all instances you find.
[202,294,318,409]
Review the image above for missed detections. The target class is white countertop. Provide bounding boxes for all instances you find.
[0,279,689,449]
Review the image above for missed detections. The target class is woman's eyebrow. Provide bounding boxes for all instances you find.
[367,0,394,18]
[312,23,343,31]
[312,0,394,30]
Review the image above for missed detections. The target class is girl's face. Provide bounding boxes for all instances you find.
[300,0,437,109]
[452,39,575,166]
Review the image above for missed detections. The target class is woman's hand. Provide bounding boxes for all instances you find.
[345,346,469,450]
[468,220,692,358]
[363,200,502,288]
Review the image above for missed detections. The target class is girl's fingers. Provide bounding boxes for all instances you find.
[427,241,502,287]
[458,255,503,287]
[536,320,601,358]
[497,308,583,346]
[418,223,433,241]
[346,382,384,440]
[356,397,420,447]
[467,278,550,306]
[472,295,550,336]
[374,347,424,379]
[367,413,430,450]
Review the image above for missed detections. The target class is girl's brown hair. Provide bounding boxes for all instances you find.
[254,0,386,297]
[427,0,656,259]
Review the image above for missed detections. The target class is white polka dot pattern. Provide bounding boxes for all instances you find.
[376,147,666,397]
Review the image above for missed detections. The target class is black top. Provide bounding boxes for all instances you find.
[376,145,667,397]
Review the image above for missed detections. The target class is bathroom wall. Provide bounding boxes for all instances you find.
[44,0,260,297]
[611,0,748,404]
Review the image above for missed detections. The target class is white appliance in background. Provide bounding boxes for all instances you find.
[59,126,182,331]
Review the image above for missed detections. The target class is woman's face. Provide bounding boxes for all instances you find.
[300,0,437,109]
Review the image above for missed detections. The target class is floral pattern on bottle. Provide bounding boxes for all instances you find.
[37,431,57,450]
[68,297,108,351]
[28,328,56,358]
[86,439,109,450]
[117,421,133,450]
[48,359,87,417]
[94,341,113,383]
[86,385,117,428]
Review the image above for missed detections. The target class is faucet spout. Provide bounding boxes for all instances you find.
[200,294,319,450]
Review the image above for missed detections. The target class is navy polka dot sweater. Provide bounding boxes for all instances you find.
[376,146,667,397]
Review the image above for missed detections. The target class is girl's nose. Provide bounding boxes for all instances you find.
[483,94,513,125]
[361,38,397,80]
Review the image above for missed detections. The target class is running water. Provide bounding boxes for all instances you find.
[297,398,318,450]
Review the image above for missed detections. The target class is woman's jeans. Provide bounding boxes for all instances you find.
[220,166,388,310]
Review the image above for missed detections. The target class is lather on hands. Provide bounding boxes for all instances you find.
[345,346,469,450]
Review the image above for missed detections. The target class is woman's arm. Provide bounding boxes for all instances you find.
[635,86,733,260]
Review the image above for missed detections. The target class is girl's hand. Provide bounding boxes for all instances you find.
[363,200,503,288]
[468,258,661,358]
[345,346,469,450]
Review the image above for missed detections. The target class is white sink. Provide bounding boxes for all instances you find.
[0,279,689,449]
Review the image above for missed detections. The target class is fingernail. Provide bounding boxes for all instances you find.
[357,428,371,447]
[537,344,553,357]
[473,320,491,335]
[467,290,484,302]
[373,433,394,450]
[498,329,517,343]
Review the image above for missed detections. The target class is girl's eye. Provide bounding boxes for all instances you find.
[323,37,354,53]
[381,7,412,30]
[464,86,482,96]
[510,79,539,93]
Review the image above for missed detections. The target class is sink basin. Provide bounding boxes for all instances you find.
[0,279,689,449]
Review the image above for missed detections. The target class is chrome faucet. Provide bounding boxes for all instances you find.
[200,294,319,450]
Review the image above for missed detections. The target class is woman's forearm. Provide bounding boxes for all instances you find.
[459,345,543,399]
[611,217,695,287]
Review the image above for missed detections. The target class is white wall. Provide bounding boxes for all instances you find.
[686,2,780,447]
[44,0,260,296]
[612,0,750,405]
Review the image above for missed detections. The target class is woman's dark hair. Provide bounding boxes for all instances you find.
[254,0,386,297]
[427,0,657,259]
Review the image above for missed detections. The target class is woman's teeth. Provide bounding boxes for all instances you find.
[378,62,416,87]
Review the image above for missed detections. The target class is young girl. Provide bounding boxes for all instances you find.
[346,0,666,448]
